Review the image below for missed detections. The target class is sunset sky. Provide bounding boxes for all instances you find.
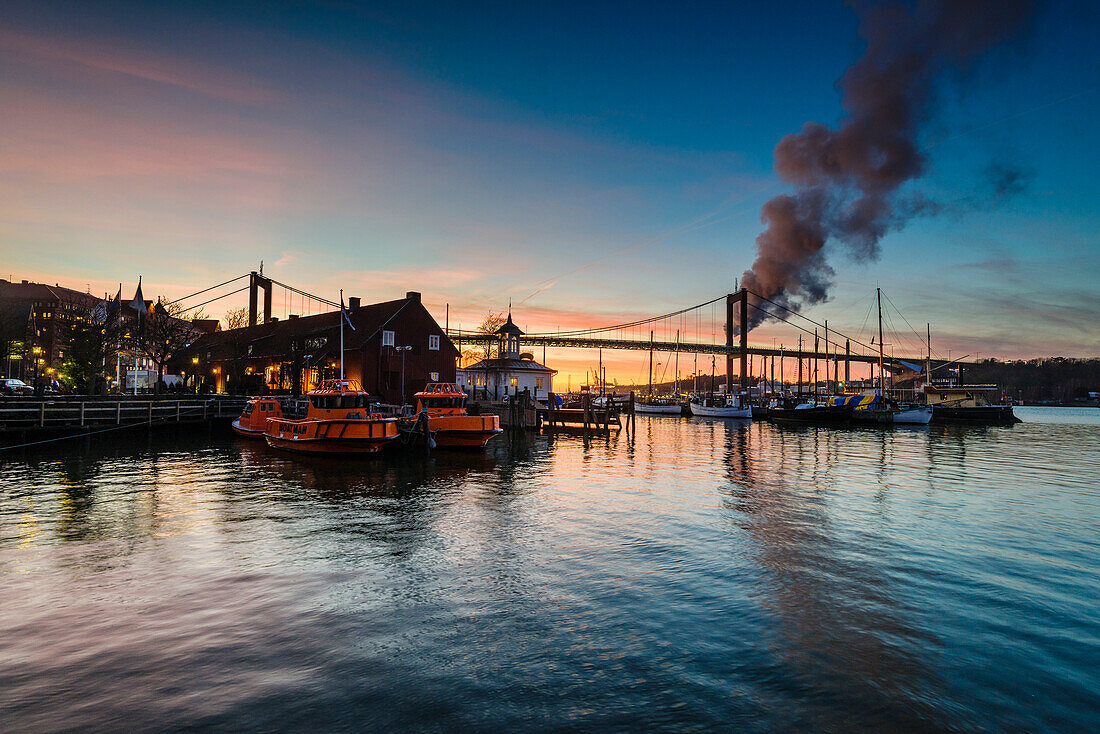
[3,1,1099,383]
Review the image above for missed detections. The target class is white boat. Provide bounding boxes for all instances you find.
[689,395,752,418]
[634,400,682,415]
[892,406,933,424]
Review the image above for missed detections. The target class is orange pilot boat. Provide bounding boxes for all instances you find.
[410,382,502,448]
[264,379,399,455]
[232,397,284,438]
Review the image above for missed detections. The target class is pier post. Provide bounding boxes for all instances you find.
[79,402,85,427]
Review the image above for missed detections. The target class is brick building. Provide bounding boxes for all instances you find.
[175,291,458,403]
[0,278,99,381]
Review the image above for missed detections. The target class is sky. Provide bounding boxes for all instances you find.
[2,0,1099,384]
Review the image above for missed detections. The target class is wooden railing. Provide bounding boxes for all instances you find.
[0,396,249,432]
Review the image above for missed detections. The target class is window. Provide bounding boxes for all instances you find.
[429,334,440,351]
[382,330,394,347]
[536,378,544,390]
[510,377,518,388]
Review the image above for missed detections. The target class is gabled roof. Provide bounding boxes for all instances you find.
[181,296,457,362]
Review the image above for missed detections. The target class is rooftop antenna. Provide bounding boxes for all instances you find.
[259,260,264,276]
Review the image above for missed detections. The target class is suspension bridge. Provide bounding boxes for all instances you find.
[169,271,961,389]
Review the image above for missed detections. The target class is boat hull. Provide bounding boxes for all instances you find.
[434,429,504,447]
[634,403,683,415]
[231,419,267,438]
[769,405,852,424]
[893,407,933,424]
[932,405,1019,424]
[264,417,399,455]
[689,402,752,418]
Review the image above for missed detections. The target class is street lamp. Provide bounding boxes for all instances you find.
[395,346,412,408]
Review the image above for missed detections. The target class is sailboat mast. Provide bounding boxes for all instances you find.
[674,330,679,396]
[877,287,885,397]
[648,330,654,397]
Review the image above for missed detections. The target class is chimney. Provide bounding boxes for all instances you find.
[405,291,421,302]
[348,296,361,310]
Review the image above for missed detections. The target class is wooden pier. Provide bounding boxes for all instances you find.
[0,396,249,443]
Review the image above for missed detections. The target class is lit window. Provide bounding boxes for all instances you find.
[382,330,394,347]
[510,377,517,388]
[429,335,440,351]
[536,378,544,389]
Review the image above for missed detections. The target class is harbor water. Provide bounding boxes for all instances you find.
[2,407,1098,731]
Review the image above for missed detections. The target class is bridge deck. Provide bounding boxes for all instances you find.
[447,332,954,368]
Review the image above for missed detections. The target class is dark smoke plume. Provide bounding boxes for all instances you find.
[740,0,1036,329]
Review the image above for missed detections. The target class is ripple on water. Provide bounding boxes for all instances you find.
[1,409,1099,731]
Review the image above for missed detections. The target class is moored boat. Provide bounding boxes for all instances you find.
[634,397,683,415]
[768,402,852,424]
[232,397,284,437]
[264,379,399,455]
[406,382,503,448]
[689,393,752,418]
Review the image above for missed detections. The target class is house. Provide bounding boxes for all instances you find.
[174,291,458,403]
[457,313,555,401]
[0,278,99,381]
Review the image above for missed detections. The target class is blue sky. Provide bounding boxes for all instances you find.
[2,0,1098,378]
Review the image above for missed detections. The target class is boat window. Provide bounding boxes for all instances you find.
[243,404,253,416]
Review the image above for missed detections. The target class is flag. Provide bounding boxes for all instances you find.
[107,286,122,319]
[130,277,147,313]
[90,296,108,325]
[340,296,356,331]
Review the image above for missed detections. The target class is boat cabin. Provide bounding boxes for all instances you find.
[414,383,468,415]
[237,397,284,433]
[306,380,380,419]
[923,384,1001,407]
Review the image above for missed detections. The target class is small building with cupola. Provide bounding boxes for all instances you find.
[456,313,556,402]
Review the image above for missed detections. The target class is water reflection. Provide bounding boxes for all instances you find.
[1,413,1098,731]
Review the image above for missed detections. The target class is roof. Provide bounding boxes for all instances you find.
[461,357,556,374]
[181,295,457,362]
[494,312,524,337]
[0,279,98,306]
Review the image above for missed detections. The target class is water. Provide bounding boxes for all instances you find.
[2,408,1098,732]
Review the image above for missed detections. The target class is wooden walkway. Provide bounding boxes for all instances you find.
[0,396,249,437]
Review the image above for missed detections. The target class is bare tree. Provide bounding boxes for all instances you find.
[59,298,123,394]
[141,301,202,395]
[461,310,506,365]
[223,306,249,330]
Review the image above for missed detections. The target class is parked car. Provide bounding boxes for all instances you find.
[1,378,34,396]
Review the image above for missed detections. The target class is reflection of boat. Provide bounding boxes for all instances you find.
[407,383,502,448]
[264,380,399,455]
[231,397,284,437]
[689,393,752,418]
[768,403,852,424]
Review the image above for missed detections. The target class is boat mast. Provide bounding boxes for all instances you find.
[877,287,885,397]
[648,330,654,398]
[674,330,679,397]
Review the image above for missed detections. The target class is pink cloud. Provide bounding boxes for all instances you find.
[0,29,279,105]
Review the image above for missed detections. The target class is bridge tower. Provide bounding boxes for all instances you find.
[248,271,273,327]
[725,288,749,391]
